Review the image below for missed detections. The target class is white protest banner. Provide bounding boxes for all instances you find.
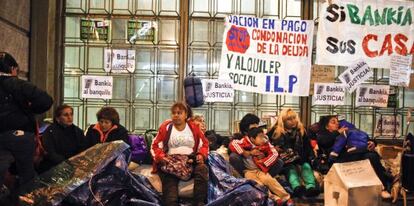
[356,85,389,107]
[316,0,414,68]
[202,79,234,102]
[338,60,373,93]
[218,15,314,96]
[390,55,413,87]
[104,49,136,73]
[374,115,401,138]
[81,75,113,99]
[313,83,346,106]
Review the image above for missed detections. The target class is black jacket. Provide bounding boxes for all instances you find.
[267,127,313,164]
[0,76,53,133]
[42,122,87,166]
[85,124,129,148]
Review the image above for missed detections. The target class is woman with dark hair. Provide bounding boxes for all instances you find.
[85,107,129,148]
[315,115,392,198]
[41,104,86,171]
[151,102,208,206]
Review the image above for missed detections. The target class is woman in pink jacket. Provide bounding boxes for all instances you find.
[151,102,209,206]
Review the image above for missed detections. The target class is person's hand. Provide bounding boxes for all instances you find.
[255,158,265,164]
[338,127,348,135]
[312,144,319,156]
[196,154,204,164]
[242,150,251,158]
[367,141,376,151]
[256,153,265,159]
[160,156,169,164]
[274,146,282,152]
[250,149,263,157]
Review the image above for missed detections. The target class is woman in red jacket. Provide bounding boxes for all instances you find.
[151,102,209,206]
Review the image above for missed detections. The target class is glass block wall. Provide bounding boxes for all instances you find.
[62,0,303,135]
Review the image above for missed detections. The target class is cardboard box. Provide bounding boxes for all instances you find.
[324,160,382,206]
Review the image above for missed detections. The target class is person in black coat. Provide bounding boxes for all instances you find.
[40,105,87,172]
[85,107,129,148]
[0,52,53,188]
[315,115,393,199]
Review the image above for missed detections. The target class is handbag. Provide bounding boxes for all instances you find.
[279,148,301,164]
[160,154,194,181]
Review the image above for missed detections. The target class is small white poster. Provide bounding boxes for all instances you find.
[374,115,401,138]
[313,83,346,106]
[104,49,136,73]
[339,60,373,93]
[356,85,389,107]
[81,75,113,99]
[390,55,413,87]
[202,79,234,102]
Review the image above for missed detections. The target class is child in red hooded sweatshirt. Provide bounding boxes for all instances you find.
[230,127,292,206]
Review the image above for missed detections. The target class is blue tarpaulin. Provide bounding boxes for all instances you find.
[207,152,274,206]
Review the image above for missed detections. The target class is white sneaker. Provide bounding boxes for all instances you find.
[381,190,391,199]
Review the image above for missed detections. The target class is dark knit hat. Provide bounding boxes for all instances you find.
[0,52,18,73]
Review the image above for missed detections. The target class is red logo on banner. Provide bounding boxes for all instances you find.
[226,25,250,53]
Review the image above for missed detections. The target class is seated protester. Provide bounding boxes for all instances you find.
[85,107,129,148]
[236,127,292,206]
[40,105,86,171]
[151,102,209,206]
[317,115,392,199]
[229,113,284,177]
[267,108,319,198]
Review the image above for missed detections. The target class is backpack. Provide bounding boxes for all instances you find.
[128,134,148,164]
[184,75,204,108]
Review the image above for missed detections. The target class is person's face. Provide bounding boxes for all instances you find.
[99,119,113,132]
[251,132,266,146]
[284,115,298,129]
[171,107,187,126]
[57,108,73,126]
[10,66,18,76]
[326,117,339,132]
[194,117,206,133]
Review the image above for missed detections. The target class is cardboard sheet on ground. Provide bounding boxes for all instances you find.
[324,159,382,206]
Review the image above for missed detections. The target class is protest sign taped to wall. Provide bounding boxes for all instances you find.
[338,59,373,93]
[81,75,113,99]
[202,79,234,102]
[356,85,389,107]
[374,115,401,138]
[316,0,414,68]
[104,49,136,73]
[390,55,412,87]
[313,83,346,106]
[309,64,335,94]
[80,19,110,41]
[218,15,314,96]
